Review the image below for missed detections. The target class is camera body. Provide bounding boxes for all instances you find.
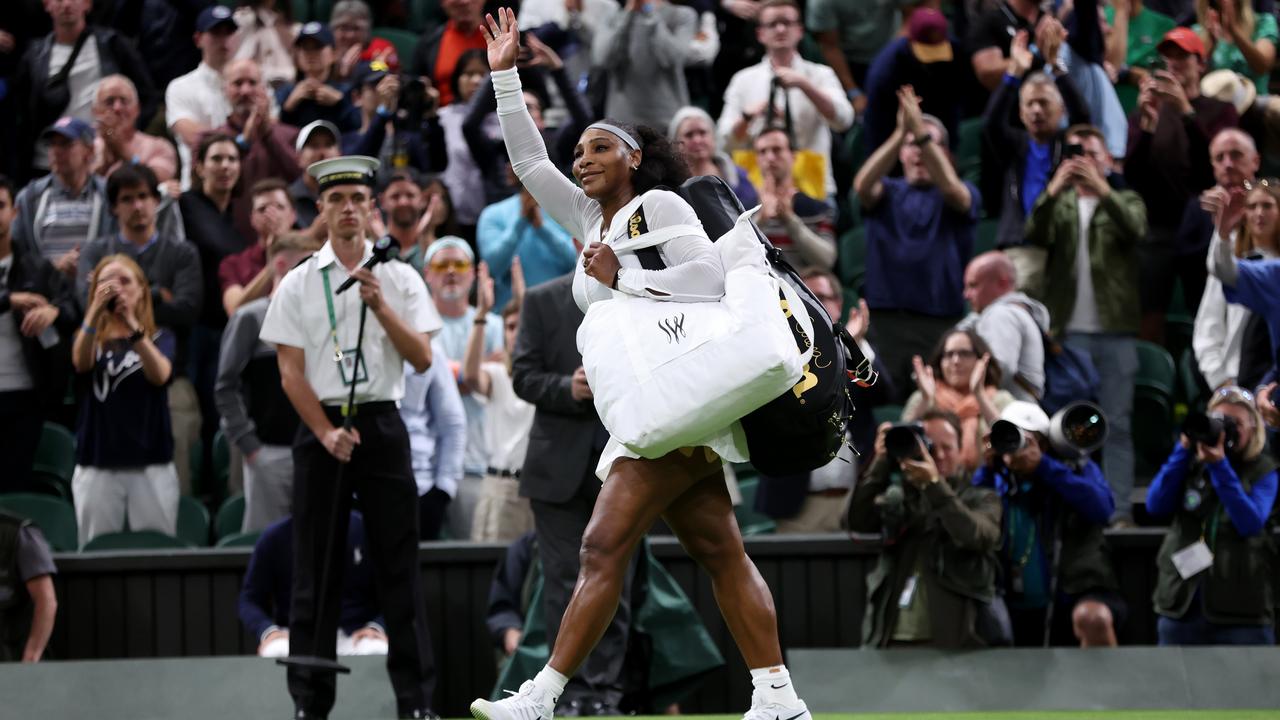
[989,419,1027,456]
[1062,143,1085,159]
[395,76,436,132]
[885,423,932,462]
[1183,411,1240,453]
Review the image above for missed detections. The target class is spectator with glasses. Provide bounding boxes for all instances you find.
[902,328,1014,474]
[423,237,504,540]
[1147,385,1277,645]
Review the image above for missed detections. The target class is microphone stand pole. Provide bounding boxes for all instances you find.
[278,302,371,677]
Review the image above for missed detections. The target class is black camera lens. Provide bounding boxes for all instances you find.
[1059,404,1106,450]
[1183,411,1239,451]
[990,420,1026,456]
[885,424,927,462]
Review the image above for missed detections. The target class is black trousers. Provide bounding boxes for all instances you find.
[0,390,44,495]
[288,404,436,717]
[530,473,637,707]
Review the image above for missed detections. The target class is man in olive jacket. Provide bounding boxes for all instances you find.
[849,411,1004,649]
[1024,123,1147,527]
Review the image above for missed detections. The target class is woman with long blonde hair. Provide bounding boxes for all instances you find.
[1194,178,1280,390]
[70,255,179,547]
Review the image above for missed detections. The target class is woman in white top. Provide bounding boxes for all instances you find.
[1195,180,1280,390]
[470,10,811,720]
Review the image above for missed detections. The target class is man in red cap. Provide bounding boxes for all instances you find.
[1124,27,1239,344]
[862,6,967,153]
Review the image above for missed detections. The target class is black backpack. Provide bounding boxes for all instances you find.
[638,177,877,475]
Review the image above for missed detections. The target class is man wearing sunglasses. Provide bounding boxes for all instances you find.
[423,237,504,540]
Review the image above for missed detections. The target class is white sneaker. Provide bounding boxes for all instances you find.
[742,694,811,720]
[470,680,557,720]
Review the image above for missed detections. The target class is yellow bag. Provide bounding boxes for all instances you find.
[731,148,828,199]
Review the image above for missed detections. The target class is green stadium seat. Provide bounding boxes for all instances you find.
[1164,314,1194,371]
[1135,340,1177,396]
[1178,347,1208,416]
[733,475,776,536]
[974,218,999,257]
[0,493,79,552]
[32,422,75,484]
[215,531,263,548]
[838,225,866,292]
[956,117,984,184]
[372,27,420,66]
[210,429,232,501]
[873,404,905,427]
[216,494,246,539]
[176,496,211,547]
[82,530,192,552]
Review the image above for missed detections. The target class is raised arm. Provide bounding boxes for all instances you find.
[487,10,595,240]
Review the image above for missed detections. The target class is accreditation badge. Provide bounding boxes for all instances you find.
[337,348,368,386]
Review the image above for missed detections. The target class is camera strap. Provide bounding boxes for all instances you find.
[49,29,91,90]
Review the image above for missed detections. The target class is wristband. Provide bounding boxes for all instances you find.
[846,87,864,101]
[235,133,250,151]
[473,317,488,325]
[80,323,96,335]
[911,133,933,148]
[128,328,145,345]
[376,104,391,118]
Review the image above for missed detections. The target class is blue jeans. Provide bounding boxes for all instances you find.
[1065,333,1137,517]
[1158,606,1275,646]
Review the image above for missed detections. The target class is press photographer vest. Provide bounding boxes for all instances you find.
[0,511,32,661]
[1154,453,1280,626]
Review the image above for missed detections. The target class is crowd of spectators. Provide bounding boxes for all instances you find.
[4,0,1280,669]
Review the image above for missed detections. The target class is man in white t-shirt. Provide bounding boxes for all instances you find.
[716,0,853,197]
[15,0,158,179]
[166,6,238,190]
[1024,124,1147,527]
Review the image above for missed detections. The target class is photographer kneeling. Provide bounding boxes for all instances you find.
[849,411,1004,648]
[1147,386,1278,646]
[974,402,1123,647]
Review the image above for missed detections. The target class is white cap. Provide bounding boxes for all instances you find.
[1000,401,1050,435]
[307,155,379,192]
[296,119,341,154]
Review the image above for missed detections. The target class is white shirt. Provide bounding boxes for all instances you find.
[1193,230,1276,388]
[166,62,232,190]
[1066,195,1102,334]
[34,40,101,171]
[716,56,854,196]
[260,239,442,405]
[479,361,535,473]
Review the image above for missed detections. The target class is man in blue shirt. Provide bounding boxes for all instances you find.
[400,337,467,540]
[853,84,980,401]
[476,165,577,310]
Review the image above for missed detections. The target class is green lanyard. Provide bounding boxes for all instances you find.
[320,267,344,363]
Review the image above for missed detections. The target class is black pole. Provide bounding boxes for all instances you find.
[277,302,371,676]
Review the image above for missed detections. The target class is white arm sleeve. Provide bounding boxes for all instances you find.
[1206,228,1240,287]
[492,68,598,241]
[615,192,724,303]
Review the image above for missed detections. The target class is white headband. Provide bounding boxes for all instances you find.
[587,122,640,151]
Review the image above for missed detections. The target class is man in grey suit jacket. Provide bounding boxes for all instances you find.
[512,273,633,714]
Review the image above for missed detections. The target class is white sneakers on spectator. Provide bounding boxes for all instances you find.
[470,679,557,720]
[742,694,812,720]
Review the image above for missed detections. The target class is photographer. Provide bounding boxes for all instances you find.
[1146,386,1277,645]
[343,60,445,175]
[973,401,1123,647]
[848,411,1004,649]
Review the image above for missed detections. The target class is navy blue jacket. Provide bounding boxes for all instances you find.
[237,512,382,641]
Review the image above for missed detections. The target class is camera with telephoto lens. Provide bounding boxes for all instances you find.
[396,76,435,132]
[990,401,1108,464]
[884,423,932,462]
[989,419,1027,456]
[1183,411,1239,453]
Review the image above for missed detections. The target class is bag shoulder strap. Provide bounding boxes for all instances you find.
[51,29,91,85]
[1006,300,1047,401]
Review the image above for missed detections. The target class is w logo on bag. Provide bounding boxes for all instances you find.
[658,313,687,344]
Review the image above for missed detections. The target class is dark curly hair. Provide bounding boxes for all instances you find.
[927,327,1003,389]
[604,120,691,195]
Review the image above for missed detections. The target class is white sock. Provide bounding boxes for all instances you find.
[750,665,801,707]
[531,665,568,703]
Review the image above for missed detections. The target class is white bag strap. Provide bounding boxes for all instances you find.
[608,224,707,255]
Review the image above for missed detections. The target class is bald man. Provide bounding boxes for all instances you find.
[213,59,303,243]
[958,251,1051,402]
[1174,128,1261,321]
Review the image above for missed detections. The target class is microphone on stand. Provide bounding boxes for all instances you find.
[334,236,402,294]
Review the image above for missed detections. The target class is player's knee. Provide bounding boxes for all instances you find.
[578,526,627,576]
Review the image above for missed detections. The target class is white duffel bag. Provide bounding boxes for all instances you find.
[577,208,812,458]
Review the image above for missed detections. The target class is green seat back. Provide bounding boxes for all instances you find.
[838,225,866,292]
[32,422,76,484]
[1177,347,1208,414]
[210,429,232,502]
[372,27,420,68]
[974,219,999,257]
[733,475,776,536]
[215,531,263,548]
[956,117,984,184]
[1133,388,1175,478]
[873,404,905,427]
[216,495,246,539]
[176,496,211,546]
[0,493,78,552]
[1135,340,1176,396]
[82,530,192,552]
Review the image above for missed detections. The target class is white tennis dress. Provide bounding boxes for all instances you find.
[492,67,749,480]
